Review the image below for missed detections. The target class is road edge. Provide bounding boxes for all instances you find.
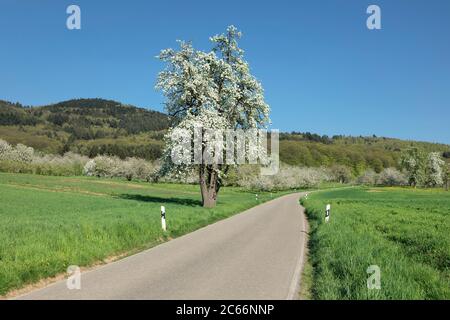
[286,193,309,300]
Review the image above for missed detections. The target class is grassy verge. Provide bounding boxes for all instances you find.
[0,172,289,296]
[298,249,313,300]
[301,187,450,299]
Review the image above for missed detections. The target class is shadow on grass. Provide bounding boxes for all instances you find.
[117,194,202,207]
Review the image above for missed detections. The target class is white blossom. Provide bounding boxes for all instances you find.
[425,152,445,187]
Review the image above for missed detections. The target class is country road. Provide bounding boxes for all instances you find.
[17,192,307,300]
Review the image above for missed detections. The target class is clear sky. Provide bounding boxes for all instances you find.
[1,0,449,144]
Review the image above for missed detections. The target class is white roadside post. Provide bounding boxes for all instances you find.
[161,205,167,231]
[325,204,331,223]
[305,193,308,200]
[256,194,258,201]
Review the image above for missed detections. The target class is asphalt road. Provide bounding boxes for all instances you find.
[17,192,307,300]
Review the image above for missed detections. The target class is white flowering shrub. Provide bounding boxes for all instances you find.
[0,139,13,160]
[115,157,155,181]
[83,159,97,176]
[85,156,120,178]
[32,152,89,176]
[236,165,331,191]
[400,148,426,187]
[377,168,408,186]
[0,139,91,175]
[357,169,378,185]
[330,165,353,183]
[425,152,445,187]
[11,143,34,163]
[0,141,35,173]
[81,155,158,181]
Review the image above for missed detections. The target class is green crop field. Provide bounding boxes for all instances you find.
[0,172,286,296]
[302,187,450,299]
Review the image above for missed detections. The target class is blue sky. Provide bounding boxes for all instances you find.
[1,0,449,144]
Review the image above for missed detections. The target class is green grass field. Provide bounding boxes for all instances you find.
[302,187,450,299]
[0,172,286,296]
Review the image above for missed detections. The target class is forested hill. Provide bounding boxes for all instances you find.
[0,98,449,174]
[0,99,169,159]
[279,132,449,173]
[0,98,169,133]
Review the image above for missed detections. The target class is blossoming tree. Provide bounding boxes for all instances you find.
[425,152,445,187]
[156,26,270,207]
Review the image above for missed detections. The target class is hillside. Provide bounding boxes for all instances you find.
[279,132,450,174]
[1,98,449,174]
[0,99,168,158]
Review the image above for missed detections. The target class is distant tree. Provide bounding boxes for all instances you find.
[357,169,378,185]
[425,152,445,187]
[370,158,384,173]
[400,148,426,187]
[330,164,352,184]
[47,113,69,126]
[442,162,449,191]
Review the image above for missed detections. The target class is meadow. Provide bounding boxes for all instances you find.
[302,187,450,299]
[0,172,285,296]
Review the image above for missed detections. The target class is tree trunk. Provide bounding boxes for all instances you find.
[199,165,218,208]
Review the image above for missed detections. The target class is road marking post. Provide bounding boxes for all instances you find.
[325,204,331,223]
[255,194,259,201]
[161,205,167,231]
